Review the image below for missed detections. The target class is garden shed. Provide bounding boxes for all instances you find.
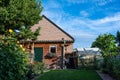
[24,15,74,69]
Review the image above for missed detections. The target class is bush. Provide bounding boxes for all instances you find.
[26,62,46,80]
[101,56,120,80]
[78,55,103,70]
[101,57,113,74]
[113,58,120,80]
[0,38,28,80]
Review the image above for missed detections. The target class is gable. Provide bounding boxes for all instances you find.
[31,15,74,42]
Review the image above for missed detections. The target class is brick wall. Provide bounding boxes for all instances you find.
[24,42,73,69]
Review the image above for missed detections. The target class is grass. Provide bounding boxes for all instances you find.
[38,70,102,80]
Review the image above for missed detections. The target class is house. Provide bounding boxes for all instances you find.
[24,15,74,69]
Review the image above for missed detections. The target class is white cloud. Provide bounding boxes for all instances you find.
[94,13,120,24]
[70,31,97,39]
[43,0,60,9]
[43,10,120,42]
[66,0,113,6]
[88,12,120,32]
[80,11,89,17]
[42,0,120,47]
[61,12,120,33]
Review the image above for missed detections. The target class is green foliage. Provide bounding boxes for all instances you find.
[0,0,43,79]
[0,0,42,40]
[92,33,120,80]
[101,57,120,80]
[113,58,120,80]
[0,0,42,32]
[116,31,120,46]
[17,27,40,40]
[32,62,46,74]
[91,33,118,57]
[26,62,46,80]
[33,27,40,40]
[78,55,103,70]
[116,31,120,55]
[0,38,28,80]
[79,58,94,70]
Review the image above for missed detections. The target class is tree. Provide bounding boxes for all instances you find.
[0,0,42,79]
[0,0,42,40]
[92,33,120,79]
[116,31,120,46]
[91,33,119,74]
[91,33,117,57]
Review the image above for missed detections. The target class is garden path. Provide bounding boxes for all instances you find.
[96,71,115,80]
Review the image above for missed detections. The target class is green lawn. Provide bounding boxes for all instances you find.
[38,70,102,80]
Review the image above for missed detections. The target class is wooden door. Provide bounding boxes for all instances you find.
[34,47,43,62]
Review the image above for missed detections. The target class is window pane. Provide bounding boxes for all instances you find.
[50,46,56,53]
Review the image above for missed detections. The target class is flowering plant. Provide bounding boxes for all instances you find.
[0,28,29,80]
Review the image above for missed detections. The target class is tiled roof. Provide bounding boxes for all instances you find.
[31,15,74,42]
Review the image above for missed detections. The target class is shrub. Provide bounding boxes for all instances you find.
[101,56,120,80]
[78,55,103,70]
[113,58,120,80]
[26,62,46,80]
[0,38,28,80]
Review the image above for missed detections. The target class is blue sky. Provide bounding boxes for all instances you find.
[42,0,120,48]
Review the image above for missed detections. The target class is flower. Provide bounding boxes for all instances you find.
[9,29,13,33]
[22,48,25,51]
[20,44,23,48]
[19,44,25,51]
[17,41,20,44]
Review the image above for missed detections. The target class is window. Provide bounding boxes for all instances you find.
[50,46,56,53]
